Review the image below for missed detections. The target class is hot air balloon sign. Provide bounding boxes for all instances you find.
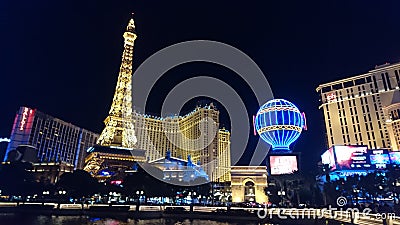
[254,99,305,152]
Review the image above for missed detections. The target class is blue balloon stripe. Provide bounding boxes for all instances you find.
[255,99,303,152]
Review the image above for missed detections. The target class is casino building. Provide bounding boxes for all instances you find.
[316,62,400,150]
[4,106,99,169]
[133,105,231,182]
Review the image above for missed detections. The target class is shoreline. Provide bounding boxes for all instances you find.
[0,205,354,225]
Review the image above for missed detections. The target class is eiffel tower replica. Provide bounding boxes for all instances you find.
[84,15,146,180]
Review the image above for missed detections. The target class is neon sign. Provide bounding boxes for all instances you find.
[19,107,34,131]
[110,180,122,185]
[252,115,257,136]
[255,99,304,151]
[19,107,29,131]
[326,92,336,102]
[301,112,308,131]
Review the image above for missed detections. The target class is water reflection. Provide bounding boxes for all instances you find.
[0,214,265,225]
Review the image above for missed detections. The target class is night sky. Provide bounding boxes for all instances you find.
[1,1,400,171]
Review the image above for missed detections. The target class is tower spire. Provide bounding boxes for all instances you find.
[127,13,136,33]
[96,17,138,148]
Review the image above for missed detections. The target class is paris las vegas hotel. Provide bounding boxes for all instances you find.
[133,106,231,182]
[4,16,231,183]
[84,17,231,183]
[317,62,400,151]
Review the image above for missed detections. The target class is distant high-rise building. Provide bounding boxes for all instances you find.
[4,106,99,168]
[317,62,400,150]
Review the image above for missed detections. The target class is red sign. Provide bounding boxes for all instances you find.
[326,92,336,102]
[19,107,35,132]
[19,107,29,131]
[110,180,122,185]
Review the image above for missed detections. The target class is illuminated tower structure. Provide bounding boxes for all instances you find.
[96,17,137,148]
[84,16,231,183]
[83,17,146,180]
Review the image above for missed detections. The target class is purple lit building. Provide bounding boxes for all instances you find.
[4,106,99,169]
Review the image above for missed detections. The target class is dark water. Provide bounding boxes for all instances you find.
[0,214,267,225]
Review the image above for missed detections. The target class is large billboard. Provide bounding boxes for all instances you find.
[370,149,390,169]
[269,155,298,175]
[334,146,370,170]
[320,145,398,172]
[321,147,336,171]
[390,152,400,165]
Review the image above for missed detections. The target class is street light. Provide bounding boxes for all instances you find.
[278,190,286,206]
[57,190,67,209]
[135,190,144,212]
[42,191,50,206]
[188,191,197,212]
[136,190,144,203]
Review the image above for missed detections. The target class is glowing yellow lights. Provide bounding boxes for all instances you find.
[230,166,268,203]
[87,18,232,182]
[97,18,138,148]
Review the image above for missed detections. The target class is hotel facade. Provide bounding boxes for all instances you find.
[5,106,99,168]
[132,104,231,182]
[317,62,400,150]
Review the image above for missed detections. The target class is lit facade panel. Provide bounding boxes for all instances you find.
[217,129,231,182]
[316,62,400,149]
[4,106,99,169]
